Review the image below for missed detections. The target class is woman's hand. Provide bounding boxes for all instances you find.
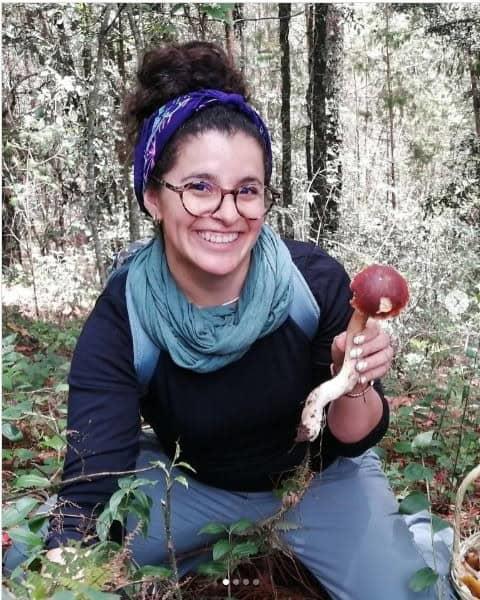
[331,317,394,385]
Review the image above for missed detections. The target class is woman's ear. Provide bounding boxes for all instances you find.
[144,188,162,222]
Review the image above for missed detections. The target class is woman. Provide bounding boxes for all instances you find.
[11,42,453,599]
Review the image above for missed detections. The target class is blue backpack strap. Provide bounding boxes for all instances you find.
[114,239,160,390]
[125,271,161,389]
[290,263,320,340]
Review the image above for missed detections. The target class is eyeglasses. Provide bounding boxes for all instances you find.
[153,178,278,220]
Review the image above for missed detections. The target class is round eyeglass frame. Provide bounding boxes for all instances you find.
[151,177,278,220]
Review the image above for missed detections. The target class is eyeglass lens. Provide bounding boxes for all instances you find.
[182,182,273,218]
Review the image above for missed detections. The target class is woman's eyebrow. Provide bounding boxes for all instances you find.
[180,173,263,185]
[180,172,216,183]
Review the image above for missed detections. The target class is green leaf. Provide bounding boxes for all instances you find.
[108,488,127,518]
[130,498,152,524]
[41,434,66,451]
[3,373,13,391]
[2,422,23,442]
[465,346,478,359]
[431,515,450,533]
[127,478,154,490]
[28,513,49,533]
[149,459,167,472]
[8,526,43,548]
[3,333,18,346]
[403,463,434,482]
[130,490,152,515]
[2,401,33,420]
[231,541,259,558]
[408,566,438,591]
[96,508,113,542]
[14,473,51,489]
[212,538,232,560]
[175,461,197,473]
[136,565,172,579]
[174,475,189,488]
[399,491,429,515]
[2,496,39,528]
[173,441,181,462]
[118,476,135,490]
[398,406,413,417]
[412,431,434,450]
[13,448,35,461]
[394,441,413,453]
[198,522,227,535]
[196,561,228,577]
[229,518,254,534]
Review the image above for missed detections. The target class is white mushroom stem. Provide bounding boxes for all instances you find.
[297,310,369,442]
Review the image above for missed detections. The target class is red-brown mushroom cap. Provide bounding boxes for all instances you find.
[350,264,409,319]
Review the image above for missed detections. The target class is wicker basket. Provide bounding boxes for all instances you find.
[451,464,480,600]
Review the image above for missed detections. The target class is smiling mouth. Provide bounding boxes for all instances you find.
[197,231,240,244]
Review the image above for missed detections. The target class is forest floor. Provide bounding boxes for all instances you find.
[2,307,479,599]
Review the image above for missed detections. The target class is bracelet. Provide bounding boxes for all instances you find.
[344,381,374,397]
[329,363,374,398]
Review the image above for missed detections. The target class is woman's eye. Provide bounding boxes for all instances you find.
[188,181,213,193]
[239,185,260,196]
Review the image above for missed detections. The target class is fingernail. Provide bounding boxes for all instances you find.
[350,347,363,358]
[356,361,368,372]
[353,335,365,345]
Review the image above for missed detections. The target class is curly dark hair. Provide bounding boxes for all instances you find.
[124,41,270,188]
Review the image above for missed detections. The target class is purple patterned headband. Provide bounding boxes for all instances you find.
[133,89,272,214]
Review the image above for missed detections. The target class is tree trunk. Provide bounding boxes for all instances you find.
[85,6,118,284]
[470,51,480,138]
[118,8,141,242]
[127,4,144,69]
[323,5,343,230]
[233,4,246,75]
[307,4,344,242]
[224,8,236,63]
[384,5,397,208]
[278,3,293,238]
[2,191,23,268]
[309,4,328,242]
[305,5,313,182]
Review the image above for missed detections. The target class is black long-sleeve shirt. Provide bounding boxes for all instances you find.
[46,240,389,548]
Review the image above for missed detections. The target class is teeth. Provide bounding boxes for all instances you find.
[198,231,239,244]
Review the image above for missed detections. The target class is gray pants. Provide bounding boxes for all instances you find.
[4,438,456,600]
[128,438,456,600]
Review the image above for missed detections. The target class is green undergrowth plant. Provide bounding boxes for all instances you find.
[379,330,479,592]
[196,518,263,598]
[2,311,80,468]
[2,312,80,565]
[3,437,200,599]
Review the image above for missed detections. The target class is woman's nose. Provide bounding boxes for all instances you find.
[211,192,240,222]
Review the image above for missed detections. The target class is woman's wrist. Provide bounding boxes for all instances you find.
[330,362,373,398]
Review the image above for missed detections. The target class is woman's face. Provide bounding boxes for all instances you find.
[145,130,265,293]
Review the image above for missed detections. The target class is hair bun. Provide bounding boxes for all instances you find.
[125,41,248,140]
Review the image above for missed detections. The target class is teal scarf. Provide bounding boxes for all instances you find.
[126,225,293,373]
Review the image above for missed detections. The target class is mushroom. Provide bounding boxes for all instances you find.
[296,264,409,442]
